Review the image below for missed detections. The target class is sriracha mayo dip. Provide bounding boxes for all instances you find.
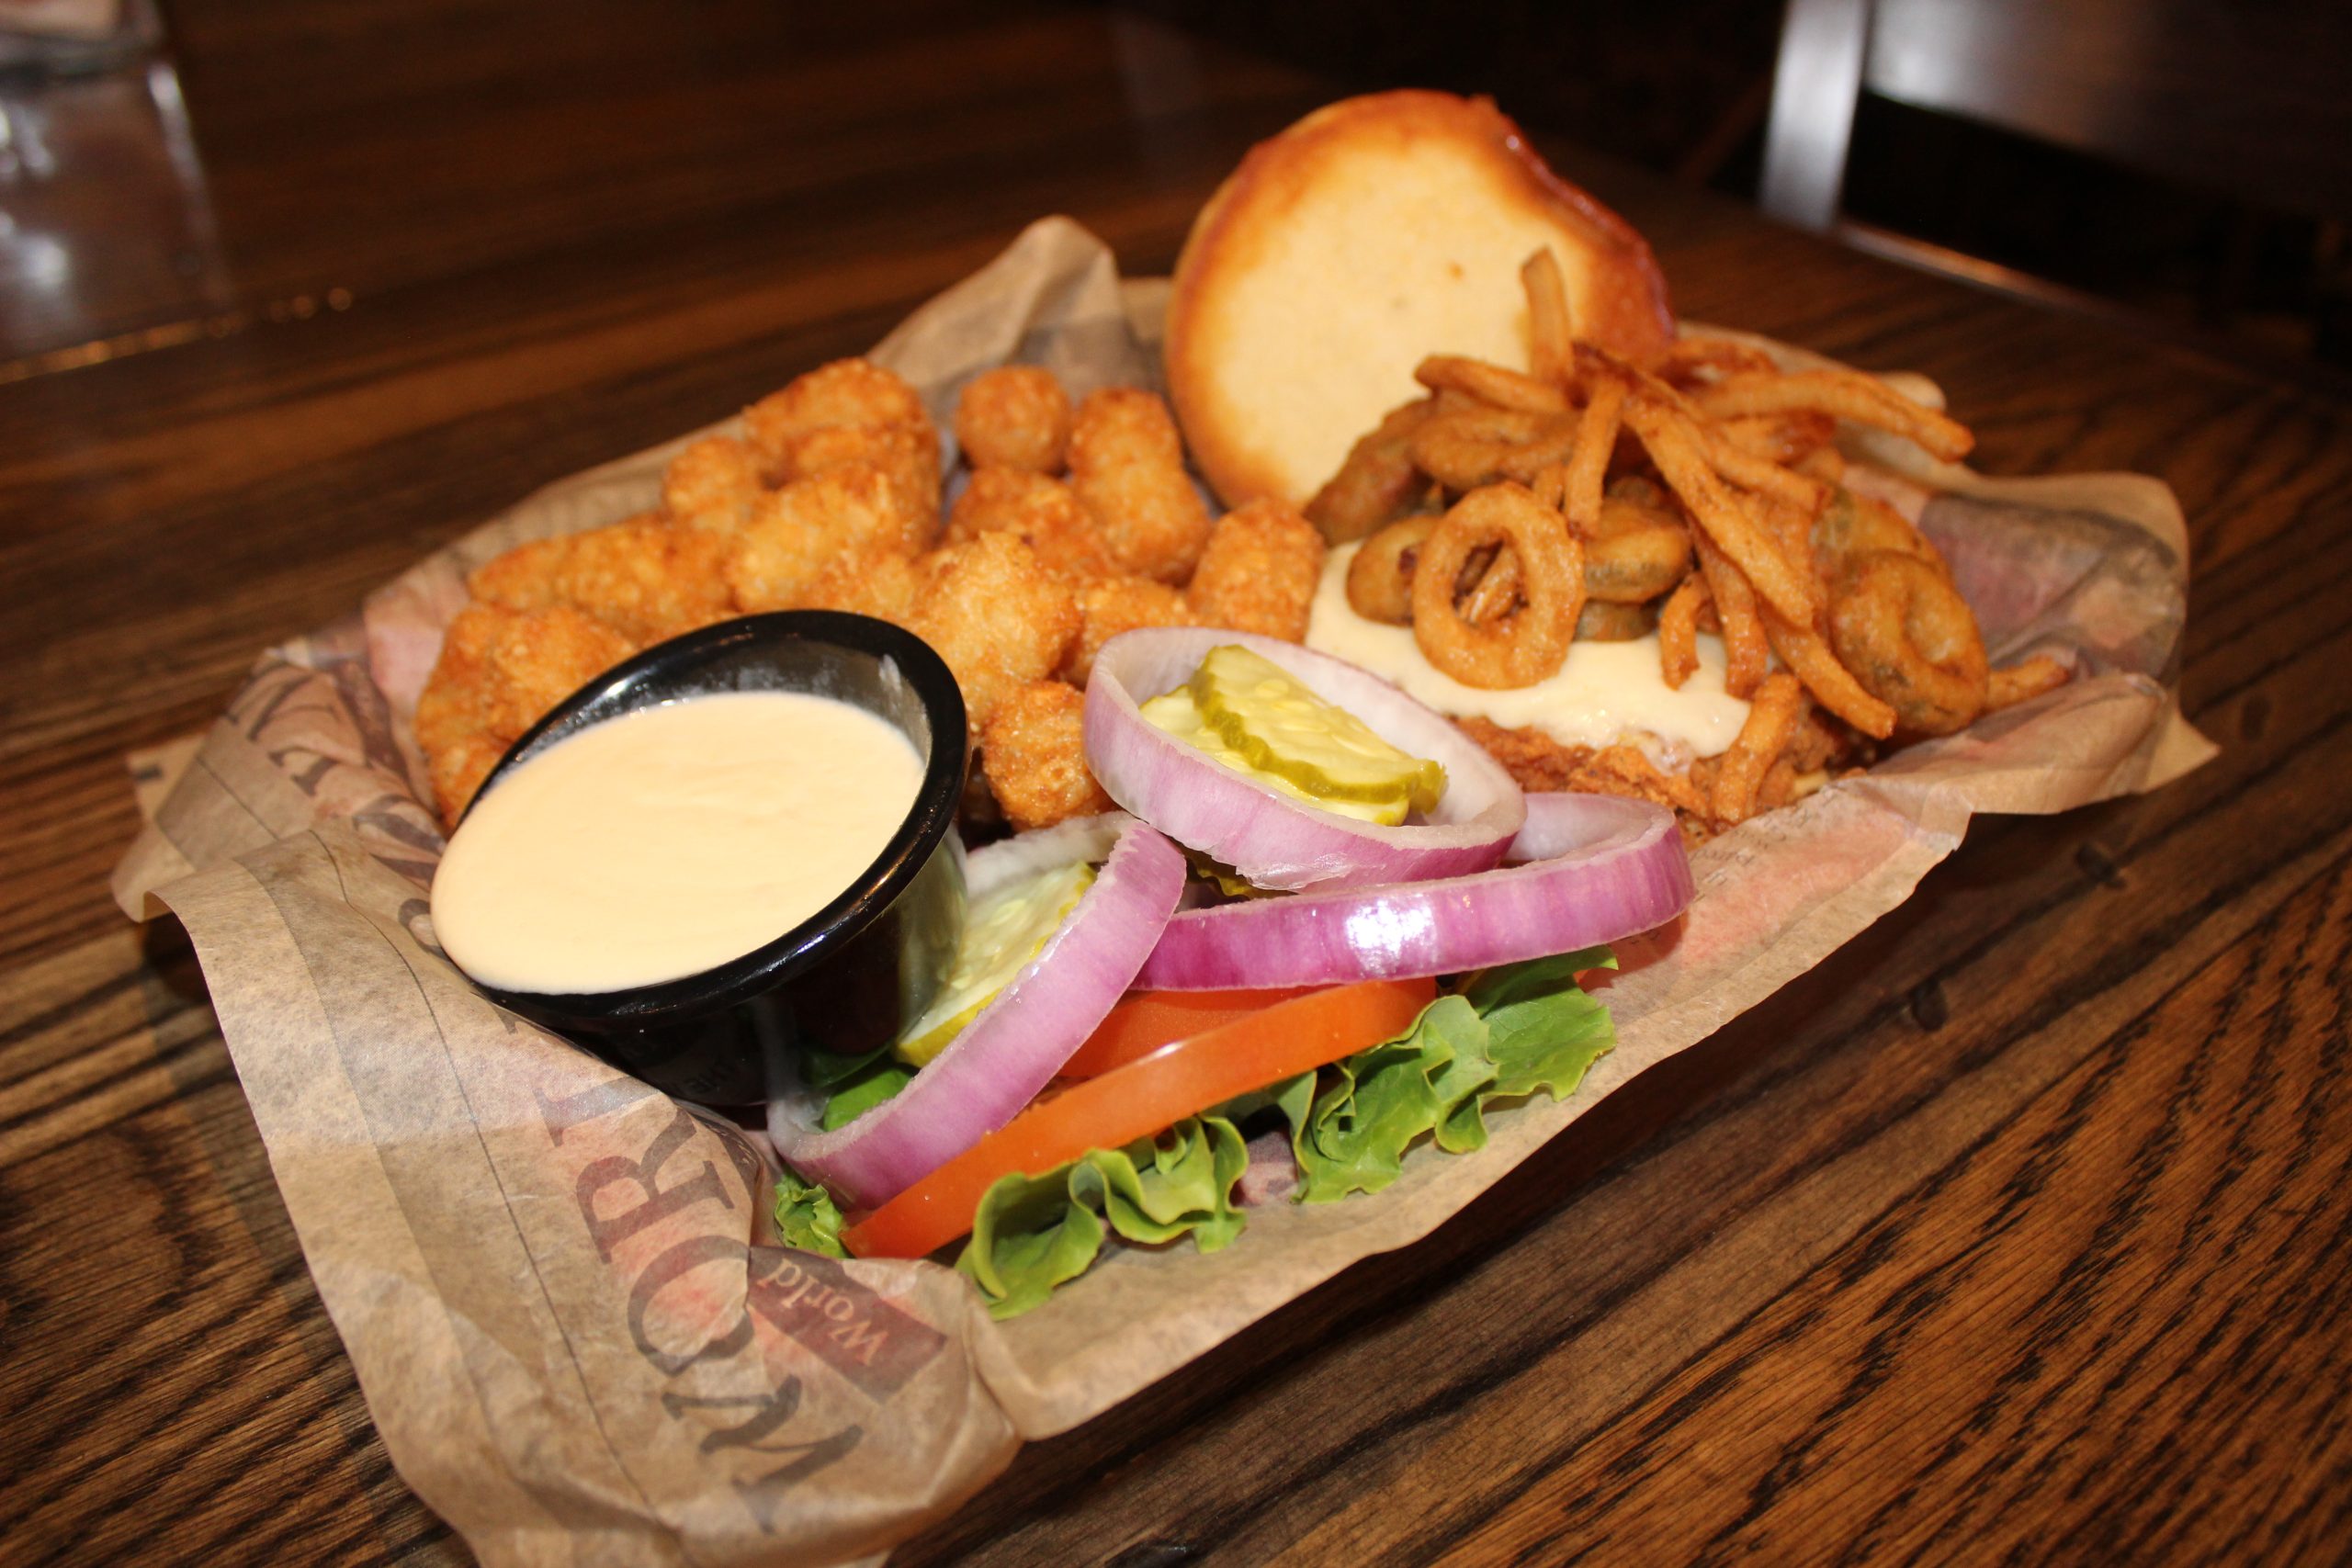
[431,691,926,996]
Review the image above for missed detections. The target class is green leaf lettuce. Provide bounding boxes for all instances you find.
[956,1116,1248,1318]
[774,1172,848,1258]
[1464,945,1618,1100]
[1285,948,1618,1201]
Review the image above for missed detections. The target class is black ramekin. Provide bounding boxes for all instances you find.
[441,611,969,1108]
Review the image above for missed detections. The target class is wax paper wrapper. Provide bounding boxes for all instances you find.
[111,217,2213,1565]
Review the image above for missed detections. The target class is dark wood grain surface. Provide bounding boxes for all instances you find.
[6,5,2349,1563]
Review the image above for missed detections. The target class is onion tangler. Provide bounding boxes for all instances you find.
[770,818,1185,1210]
[1084,627,1524,892]
[1136,792,1693,989]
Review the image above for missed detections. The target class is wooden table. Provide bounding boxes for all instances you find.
[6,5,2348,1562]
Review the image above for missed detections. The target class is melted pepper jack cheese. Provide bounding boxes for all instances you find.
[431,692,925,995]
[1305,542,1753,760]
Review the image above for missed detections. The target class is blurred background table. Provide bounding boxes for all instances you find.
[4,3,2349,1562]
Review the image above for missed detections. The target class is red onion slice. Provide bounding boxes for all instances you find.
[965,810,1133,898]
[769,818,1185,1209]
[1135,793,1692,989]
[1085,627,1525,892]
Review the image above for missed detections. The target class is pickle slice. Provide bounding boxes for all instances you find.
[1139,687,1409,827]
[892,860,1094,1067]
[1189,645,1445,812]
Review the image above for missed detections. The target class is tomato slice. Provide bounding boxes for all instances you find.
[842,976,1436,1259]
[1057,986,1318,1078]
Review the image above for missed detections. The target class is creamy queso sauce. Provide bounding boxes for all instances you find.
[1306,542,1754,761]
[431,691,925,996]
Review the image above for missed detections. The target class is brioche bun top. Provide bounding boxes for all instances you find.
[1165,90,1677,509]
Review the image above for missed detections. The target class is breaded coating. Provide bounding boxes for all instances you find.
[979,679,1113,830]
[907,533,1080,734]
[424,602,635,745]
[1185,497,1326,642]
[743,358,933,473]
[724,468,930,613]
[1585,742,1713,820]
[944,468,1117,581]
[414,603,635,826]
[662,436,766,533]
[468,513,736,645]
[1785,704,1860,773]
[954,366,1073,473]
[1455,717,1710,820]
[1062,572,1193,685]
[1452,716,1590,795]
[784,421,942,537]
[1066,388,1211,584]
[797,548,922,624]
[423,731,510,839]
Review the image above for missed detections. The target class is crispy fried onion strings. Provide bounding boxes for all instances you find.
[1985,653,2071,712]
[1697,369,1973,464]
[1345,516,1434,625]
[1295,266,2059,834]
[1826,553,1989,736]
[1411,483,1583,689]
[1657,572,1710,690]
[1522,248,1575,384]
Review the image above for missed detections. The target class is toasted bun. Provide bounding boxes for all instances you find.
[1166,91,1676,509]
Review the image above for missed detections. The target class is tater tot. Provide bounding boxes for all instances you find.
[797,548,922,625]
[440,602,637,741]
[954,366,1073,473]
[424,731,509,839]
[662,436,766,533]
[784,421,942,538]
[1185,497,1326,642]
[414,603,636,826]
[944,468,1117,581]
[724,468,930,613]
[979,679,1113,830]
[1066,388,1211,584]
[743,358,933,474]
[907,533,1080,734]
[1061,572,1194,685]
[468,513,737,645]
